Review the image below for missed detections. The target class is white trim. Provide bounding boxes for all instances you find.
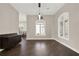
[56,39,79,54]
[26,38,54,40]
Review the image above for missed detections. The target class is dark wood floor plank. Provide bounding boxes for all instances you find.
[0,38,79,56]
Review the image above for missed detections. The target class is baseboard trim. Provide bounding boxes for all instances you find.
[56,39,79,54]
[26,38,54,40]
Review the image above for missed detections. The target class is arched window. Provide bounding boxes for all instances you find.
[35,20,46,36]
[58,12,69,40]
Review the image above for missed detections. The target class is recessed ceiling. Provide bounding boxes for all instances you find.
[11,3,64,15]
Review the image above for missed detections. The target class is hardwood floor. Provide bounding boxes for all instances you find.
[0,38,79,56]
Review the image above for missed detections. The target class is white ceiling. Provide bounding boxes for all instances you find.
[11,3,64,15]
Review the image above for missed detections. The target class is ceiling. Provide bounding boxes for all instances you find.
[11,3,64,15]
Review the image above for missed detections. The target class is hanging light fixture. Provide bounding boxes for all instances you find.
[38,3,43,20]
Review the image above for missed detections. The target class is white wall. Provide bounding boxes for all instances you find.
[27,15,54,39]
[53,3,79,53]
[0,3,19,34]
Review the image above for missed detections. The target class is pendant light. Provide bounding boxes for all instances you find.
[38,3,43,20]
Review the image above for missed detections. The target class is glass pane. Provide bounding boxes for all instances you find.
[41,24,45,35]
[36,24,40,35]
[60,21,63,36]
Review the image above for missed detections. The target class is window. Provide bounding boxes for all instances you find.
[36,20,46,36]
[58,12,69,40]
